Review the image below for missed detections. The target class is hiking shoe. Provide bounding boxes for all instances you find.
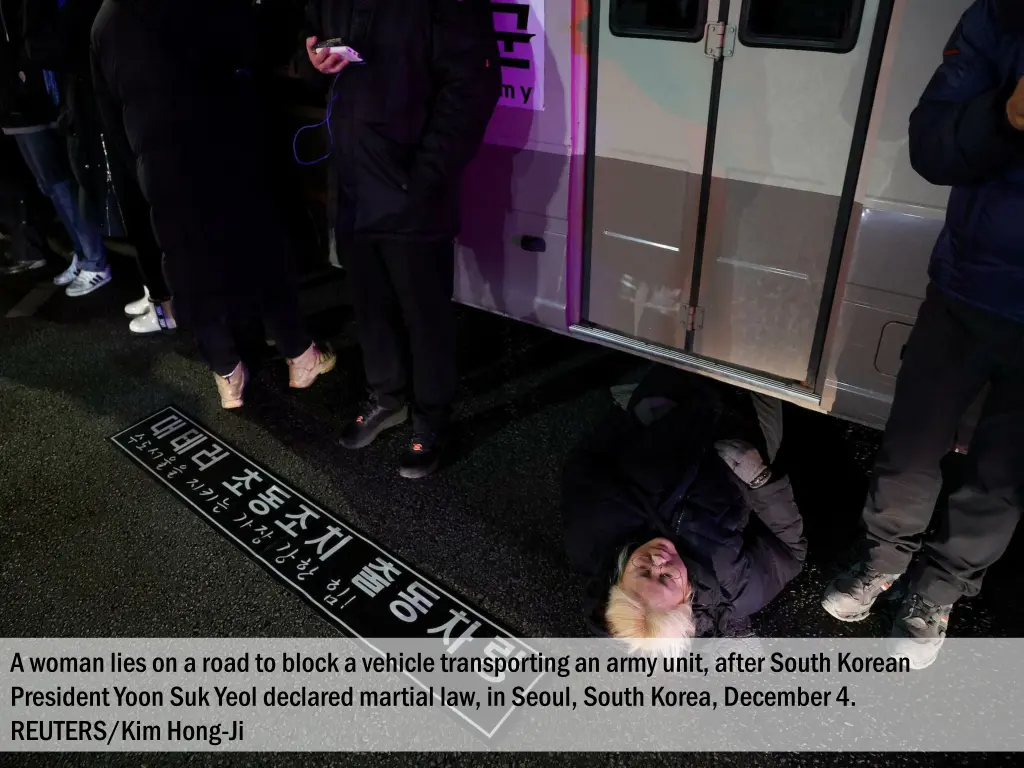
[287,342,336,389]
[215,362,248,409]
[125,287,151,317]
[53,254,80,286]
[399,430,444,480]
[129,302,177,335]
[65,266,111,297]
[822,560,901,622]
[339,399,408,450]
[890,593,952,670]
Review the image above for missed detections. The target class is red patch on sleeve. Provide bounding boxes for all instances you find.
[944,48,960,56]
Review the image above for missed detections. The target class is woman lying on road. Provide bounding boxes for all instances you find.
[562,366,807,655]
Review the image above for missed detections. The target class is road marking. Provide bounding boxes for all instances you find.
[5,281,60,318]
[109,405,544,742]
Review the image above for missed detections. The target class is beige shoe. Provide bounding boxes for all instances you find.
[215,362,248,409]
[288,343,336,389]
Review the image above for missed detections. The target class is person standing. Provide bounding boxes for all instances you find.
[93,0,334,406]
[89,26,175,335]
[822,0,1024,670]
[0,0,109,295]
[22,0,113,295]
[302,0,501,479]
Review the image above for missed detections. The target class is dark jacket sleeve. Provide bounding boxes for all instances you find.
[293,0,325,82]
[908,0,1024,187]
[409,0,502,196]
[693,468,804,622]
[726,475,806,619]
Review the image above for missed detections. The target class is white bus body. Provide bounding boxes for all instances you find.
[451,0,978,434]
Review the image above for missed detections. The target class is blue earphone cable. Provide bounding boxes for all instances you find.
[292,71,344,166]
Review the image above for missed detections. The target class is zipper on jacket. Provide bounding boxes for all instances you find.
[1,1,10,43]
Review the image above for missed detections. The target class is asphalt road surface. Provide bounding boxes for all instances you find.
[2,249,1021,767]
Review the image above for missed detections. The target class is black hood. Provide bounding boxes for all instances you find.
[996,0,1024,34]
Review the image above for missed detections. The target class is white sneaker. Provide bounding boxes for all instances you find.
[125,287,151,317]
[53,254,80,286]
[65,266,112,297]
[129,302,177,335]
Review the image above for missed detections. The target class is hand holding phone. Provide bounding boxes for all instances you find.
[306,37,362,74]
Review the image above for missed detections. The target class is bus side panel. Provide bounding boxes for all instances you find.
[821,0,968,429]
[454,0,575,331]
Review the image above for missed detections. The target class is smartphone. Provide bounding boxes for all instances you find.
[313,38,363,63]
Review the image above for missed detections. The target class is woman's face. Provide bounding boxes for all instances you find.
[620,538,689,611]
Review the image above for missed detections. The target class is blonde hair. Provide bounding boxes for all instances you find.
[604,546,696,658]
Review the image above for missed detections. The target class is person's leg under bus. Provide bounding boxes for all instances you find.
[339,239,410,450]
[823,285,995,622]
[892,329,1024,668]
[382,239,457,479]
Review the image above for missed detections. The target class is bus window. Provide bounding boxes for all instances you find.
[610,0,709,43]
[739,0,865,53]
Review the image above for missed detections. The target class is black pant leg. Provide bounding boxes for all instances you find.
[863,284,995,574]
[192,310,242,377]
[381,239,457,433]
[347,240,408,411]
[916,324,1024,605]
[91,50,170,300]
[260,272,312,361]
[108,149,170,301]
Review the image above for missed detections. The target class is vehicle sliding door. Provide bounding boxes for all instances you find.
[583,0,719,352]
[691,0,880,382]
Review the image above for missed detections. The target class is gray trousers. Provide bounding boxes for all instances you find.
[864,283,1024,606]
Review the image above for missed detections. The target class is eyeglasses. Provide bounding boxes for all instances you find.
[631,553,682,583]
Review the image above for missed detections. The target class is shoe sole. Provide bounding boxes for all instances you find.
[290,353,337,390]
[129,325,177,337]
[399,459,441,480]
[821,594,874,623]
[339,408,409,450]
[66,277,111,298]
